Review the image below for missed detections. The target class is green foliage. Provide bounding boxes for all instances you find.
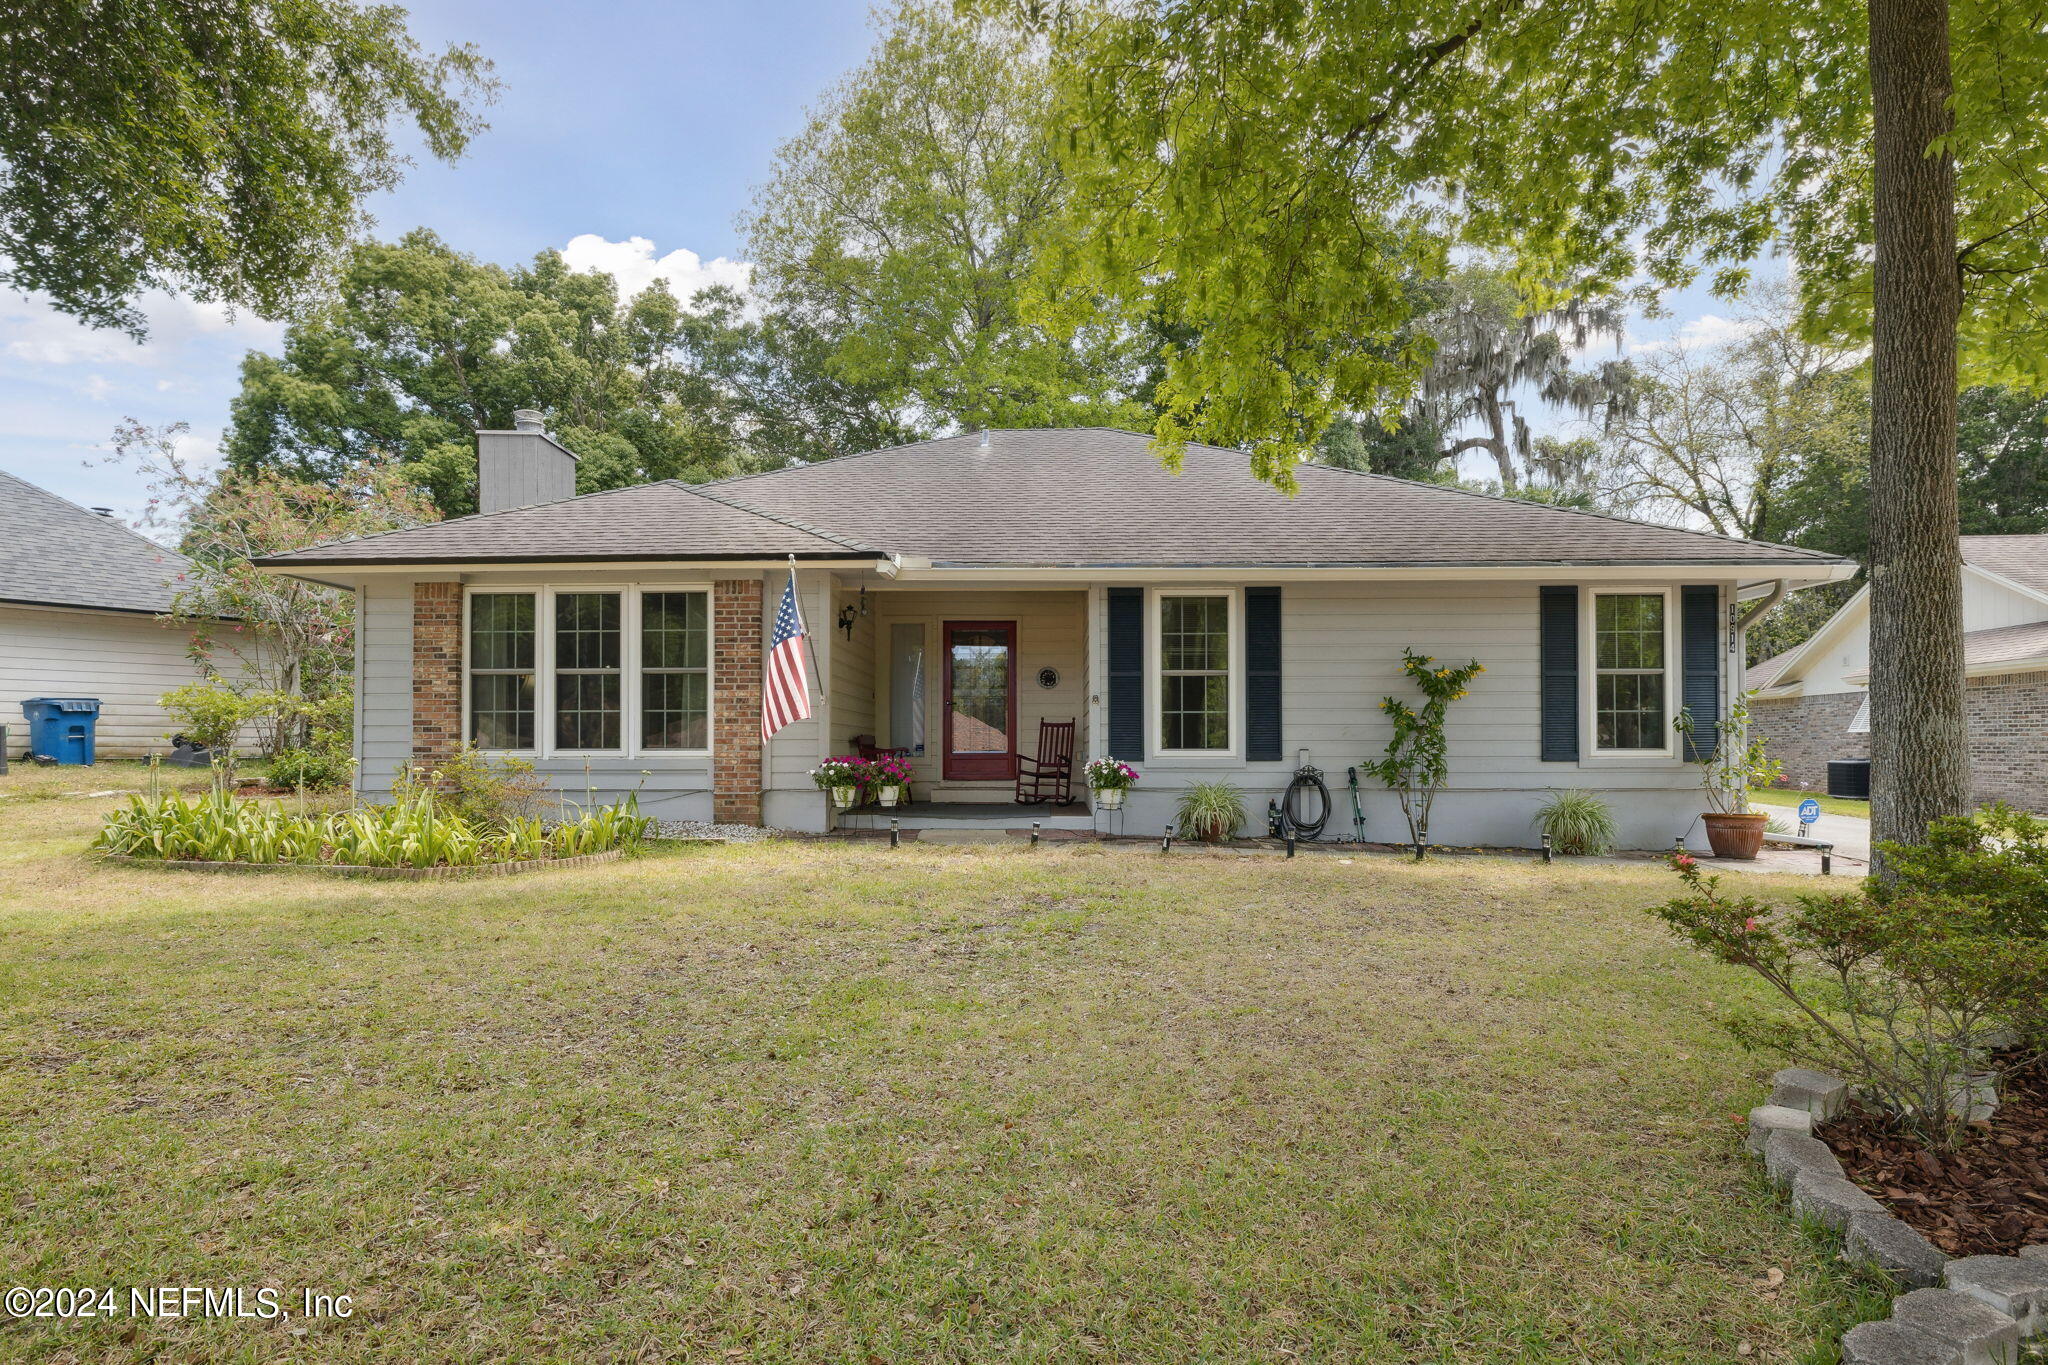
[742,2,1149,433]
[1009,0,2048,478]
[227,233,790,512]
[1315,413,1451,481]
[1535,790,1617,856]
[0,0,493,334]
[268,745,352,792]
[93,787,651,869]
[1174,781,1245,843]
[1873,805,2048,939]
[1650,852,2048,1149]
[1365,650,1484,853]
[1674,696,1782,815]
[159,680,262,753]
[393,748,548,830]
[113,420,435,756]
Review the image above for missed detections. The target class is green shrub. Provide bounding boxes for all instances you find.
[93,788,652,869]
[1650,847,2048,1149]
[394,746,548,829]
[1535,789,1616,855]
[1875,804,2048,936]
[269,744,352,791]
[159,680,262,752]
[1175,781,1245,842]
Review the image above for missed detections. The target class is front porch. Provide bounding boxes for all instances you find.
[823,582,1096,824]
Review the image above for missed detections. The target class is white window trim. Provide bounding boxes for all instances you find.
[461,584,715,760]
[1145,586,1243,759]
[1579,584,1681,762]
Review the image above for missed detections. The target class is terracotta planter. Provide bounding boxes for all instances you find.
[1703,811,1769,860]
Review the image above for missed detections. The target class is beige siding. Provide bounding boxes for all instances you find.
[861,590,1088,799]
[0,603,208,756]
[829,587,876,755]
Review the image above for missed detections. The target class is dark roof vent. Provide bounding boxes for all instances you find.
[90,506,113,517]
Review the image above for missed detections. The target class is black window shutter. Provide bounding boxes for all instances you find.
[1245,586,1282,762]
[1680,585,1721,762]
[1539,585,1580,762]
[1107,587,1144,760]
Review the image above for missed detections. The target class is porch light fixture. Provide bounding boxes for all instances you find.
[837,585,869,640]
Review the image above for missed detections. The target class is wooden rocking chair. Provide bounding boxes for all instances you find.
[1013,719,1076,805]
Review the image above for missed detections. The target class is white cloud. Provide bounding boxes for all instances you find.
[0,288,283,367]
[1628,312,1767,356]
[559,234,752,308]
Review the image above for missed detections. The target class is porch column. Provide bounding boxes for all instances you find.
[712,578,765,825]
[411,581,463,763]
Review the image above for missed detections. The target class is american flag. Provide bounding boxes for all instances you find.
[761,573,813,740]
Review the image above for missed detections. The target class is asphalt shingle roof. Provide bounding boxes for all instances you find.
[0,469,189,613]
[259,428,1851,571]
[259,481,880,566]
[1960,534,2048,597]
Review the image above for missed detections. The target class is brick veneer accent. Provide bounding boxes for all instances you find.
[1751,693,1870,793]
[412,581,464,762]
[1966,671,2048,809]
[1756,674,2048,810]
[712,578,765,825]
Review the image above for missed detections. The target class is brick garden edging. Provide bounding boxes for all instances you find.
[96,849,625,881]
[1747,1068,2048,1363]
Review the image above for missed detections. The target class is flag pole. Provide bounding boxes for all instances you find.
[789,554,827,702]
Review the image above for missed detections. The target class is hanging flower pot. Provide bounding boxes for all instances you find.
[830,784,858,809]
[1094,787,1125,810]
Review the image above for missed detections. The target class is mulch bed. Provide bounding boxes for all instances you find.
[1819,1056,2048,1257]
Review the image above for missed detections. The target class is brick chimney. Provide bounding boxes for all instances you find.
[477,409,579,513]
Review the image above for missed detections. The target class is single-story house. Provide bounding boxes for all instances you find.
[256,419,1854,846]
[0,468,207,757]
[1749,534,2048,809]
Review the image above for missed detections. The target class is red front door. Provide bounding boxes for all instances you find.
[942,621,1016,781]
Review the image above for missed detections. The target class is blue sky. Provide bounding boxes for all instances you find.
[0,0,1758,525]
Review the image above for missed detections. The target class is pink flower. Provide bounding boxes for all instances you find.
[1673,854,1696,871]
[1743,916,1760,933]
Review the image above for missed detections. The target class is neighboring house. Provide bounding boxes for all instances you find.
[0,469,207,757]
[1749,535,2048,809]
[256,420,1853,847]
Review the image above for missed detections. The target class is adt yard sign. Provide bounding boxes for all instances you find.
[1798,798,1822,827]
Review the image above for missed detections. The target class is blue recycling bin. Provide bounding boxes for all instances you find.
[22,697,101,765]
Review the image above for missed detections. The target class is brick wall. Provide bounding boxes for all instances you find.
[1755,674,2047,811]
[712,578,764,825]
[1751,692,1869,792]
[1966,671,2048,810]
[412,581,463,763]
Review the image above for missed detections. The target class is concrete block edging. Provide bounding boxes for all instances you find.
[1749,1066,2048,1364]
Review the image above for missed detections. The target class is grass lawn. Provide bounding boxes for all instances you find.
[0,773,1887,1362]
[1749,788,1872,821]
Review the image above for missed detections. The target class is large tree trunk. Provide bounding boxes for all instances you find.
[1866,0,1969,856]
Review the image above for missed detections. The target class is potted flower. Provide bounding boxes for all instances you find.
[1084,757,1139,809]
[1674,698,1783,860]
[870,754,914,807]
[811,756,868,809]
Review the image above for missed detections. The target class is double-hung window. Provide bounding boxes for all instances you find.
[1156,592,1234,752]
[641,591,709,750]
[1592,591,1669,752]
[464,588,711,755]
[554,592,623,751]
[468,594,536,750]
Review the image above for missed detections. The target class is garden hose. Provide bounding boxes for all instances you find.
[1280,765,1331,840]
